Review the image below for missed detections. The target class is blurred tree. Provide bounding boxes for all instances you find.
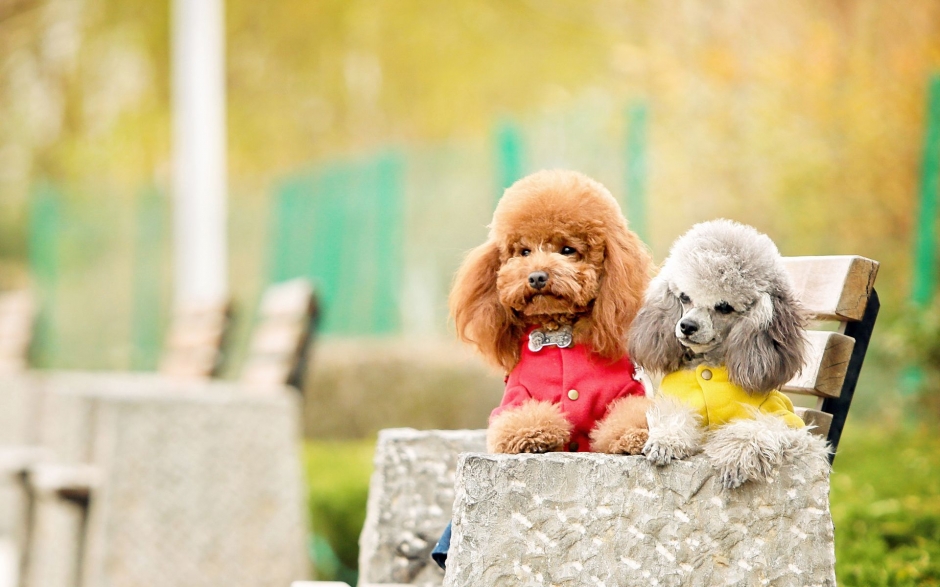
[3,0,940,370]
[0,0,38,24]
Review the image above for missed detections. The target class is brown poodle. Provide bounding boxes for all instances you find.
[450,169,654,455]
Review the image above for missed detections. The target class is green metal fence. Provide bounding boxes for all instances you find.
[26,180,167,370]
[27,181,60,368]
[24,102,650,370]
[270,151,405,335]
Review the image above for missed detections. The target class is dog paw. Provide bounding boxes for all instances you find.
[644,437,697,465]
[711,444,776,489]
[487,400,573,454]
[501,428,567,454]
[607,429,649,455]
[644,440,677,465]
[643,397,703,465]
[717,452,775,489]
[718,465,749,489]
[704,416,793,488]
[589,396,652,455]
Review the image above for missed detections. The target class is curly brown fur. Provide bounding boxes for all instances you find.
[450,169,652,373]
[590,396,653,455]
[450,241,526,372]
[487,400,573,454]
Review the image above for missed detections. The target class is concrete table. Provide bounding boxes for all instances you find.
[1,372,309,587]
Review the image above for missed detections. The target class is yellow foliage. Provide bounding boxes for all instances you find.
[3,0,940,325]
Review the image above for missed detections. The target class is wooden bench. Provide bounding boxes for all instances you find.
[157,298,232,379]
[0,280,319,587]
[157,278,318,387]
[0,291,37,586]
[780,255,880,461]
[241,278,319,390]
[0,290,36,375]
[439,254,880,586]
[305,256,881,587]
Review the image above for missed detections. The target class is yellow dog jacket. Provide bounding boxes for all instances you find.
[659,364,804,429]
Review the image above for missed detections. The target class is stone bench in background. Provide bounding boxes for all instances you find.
[444,452,835,587]
[358,428,486,587]
[0,372,309,587]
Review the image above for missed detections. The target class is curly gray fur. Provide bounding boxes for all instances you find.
[627,277,686,375]
[628,219,808,393]
[644,397,704,465]
[704,411,832,489]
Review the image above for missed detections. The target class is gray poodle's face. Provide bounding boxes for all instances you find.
[667,276,775,355]
[627,219,807,393]
[672,287,749,353]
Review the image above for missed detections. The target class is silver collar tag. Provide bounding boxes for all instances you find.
[528,326,574,352]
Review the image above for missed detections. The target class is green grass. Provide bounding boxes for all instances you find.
[304,419,940,585]
[832,422,940,586]
[303,439,375,582]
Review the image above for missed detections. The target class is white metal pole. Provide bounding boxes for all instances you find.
[171,0,228,305]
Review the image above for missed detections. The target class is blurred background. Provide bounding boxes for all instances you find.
[1,0,939,585]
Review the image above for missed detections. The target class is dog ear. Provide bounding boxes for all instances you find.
[725,290,807,393]
[588,225,652,359]
[449,240,523,372]
[627,276,686,374]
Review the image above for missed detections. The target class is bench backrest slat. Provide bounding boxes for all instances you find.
[783,255,879,321]
[240,278,318,389]
[780,255,879,460]
[0,290,36,374]
[158,300,231,379]
[781,331,854,398]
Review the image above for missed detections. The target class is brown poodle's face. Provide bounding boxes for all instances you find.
[495,231,606,323]
[449,169,651,370]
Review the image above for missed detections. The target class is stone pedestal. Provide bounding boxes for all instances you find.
[0,374,45,587]
[444,453,835,587]
[1,372,309,587]
[358,429,487,587]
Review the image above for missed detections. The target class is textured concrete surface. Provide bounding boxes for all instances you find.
[0,375,41,448]
[2,373,309,587]
[445,452,835,587]
[80,387,308,587]
[0,374,45,587]
[359,428,487,587]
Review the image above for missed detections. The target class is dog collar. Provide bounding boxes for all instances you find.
[528,325,574,352]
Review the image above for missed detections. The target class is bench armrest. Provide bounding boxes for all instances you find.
[0,447,54,476]
[28,463,99,502]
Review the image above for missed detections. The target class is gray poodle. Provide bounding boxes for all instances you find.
[627,219,829,488]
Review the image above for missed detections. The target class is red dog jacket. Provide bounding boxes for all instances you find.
[490,329,646,452]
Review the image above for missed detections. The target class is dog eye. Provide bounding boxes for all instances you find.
[679,293,691,304]
[560,246,577,256]
[520,248,531,257]
[715,302,734,314]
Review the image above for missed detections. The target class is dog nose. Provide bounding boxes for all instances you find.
[679,319,699,336]
[528,271,549,290]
